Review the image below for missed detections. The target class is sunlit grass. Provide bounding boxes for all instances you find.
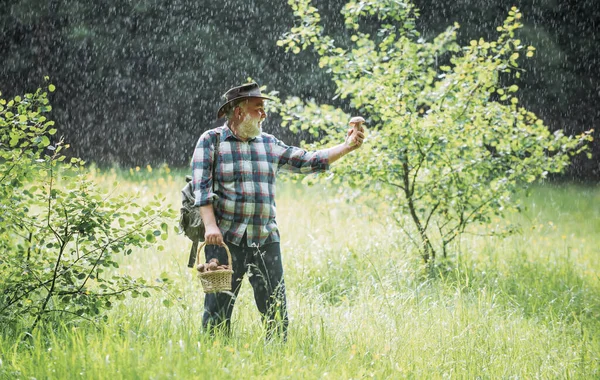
[1,168,598,379]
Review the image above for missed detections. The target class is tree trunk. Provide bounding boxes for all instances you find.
[401,162,436,263]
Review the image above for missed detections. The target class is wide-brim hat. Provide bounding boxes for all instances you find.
[217,82,273,119]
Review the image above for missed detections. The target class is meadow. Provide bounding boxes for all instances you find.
[1,167,599,379]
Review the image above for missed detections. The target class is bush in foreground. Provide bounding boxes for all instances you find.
[0,82,173,333]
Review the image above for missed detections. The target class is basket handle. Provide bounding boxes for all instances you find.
[195,242,233,268]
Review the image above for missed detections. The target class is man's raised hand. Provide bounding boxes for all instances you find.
[346,116,366,149]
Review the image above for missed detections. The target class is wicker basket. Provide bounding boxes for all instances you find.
[195,242,234,293]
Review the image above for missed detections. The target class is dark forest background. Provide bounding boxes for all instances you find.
[1,0,598,180]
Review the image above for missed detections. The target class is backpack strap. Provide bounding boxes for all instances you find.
[188,241,199,268]
[212,130,221,191]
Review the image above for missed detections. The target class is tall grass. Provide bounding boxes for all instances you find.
[1,168,598,379]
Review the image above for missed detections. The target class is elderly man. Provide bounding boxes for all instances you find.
[191,82,364,339]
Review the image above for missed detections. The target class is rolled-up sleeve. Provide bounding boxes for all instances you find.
[191,132,218,206]
[271,136,329,174]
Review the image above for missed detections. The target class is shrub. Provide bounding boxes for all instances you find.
[0,82,173,333]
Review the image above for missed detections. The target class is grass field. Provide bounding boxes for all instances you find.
[1,168,599,379]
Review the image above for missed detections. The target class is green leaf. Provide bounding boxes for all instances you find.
[159,272,170,282]
[40,135,51,147]
[145,233,156,243]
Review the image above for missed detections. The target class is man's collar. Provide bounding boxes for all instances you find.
[221,124,235,141]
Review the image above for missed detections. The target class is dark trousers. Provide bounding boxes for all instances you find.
[202,237,288,339]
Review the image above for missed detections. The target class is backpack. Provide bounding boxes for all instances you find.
[180,131,220,267]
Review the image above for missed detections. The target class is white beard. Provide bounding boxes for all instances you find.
[238,113,262,139]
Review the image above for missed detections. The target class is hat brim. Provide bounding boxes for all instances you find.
[217,95,273,119]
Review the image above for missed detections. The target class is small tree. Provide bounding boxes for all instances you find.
[276,0,593,263]
[0,82,173,333]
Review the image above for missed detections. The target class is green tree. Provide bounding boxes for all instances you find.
[0,82,173,333]
[276,0,593,263]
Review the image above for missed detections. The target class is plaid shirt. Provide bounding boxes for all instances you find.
[191,125,329,247]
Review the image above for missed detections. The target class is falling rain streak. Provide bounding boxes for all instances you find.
[0,0,598,180]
